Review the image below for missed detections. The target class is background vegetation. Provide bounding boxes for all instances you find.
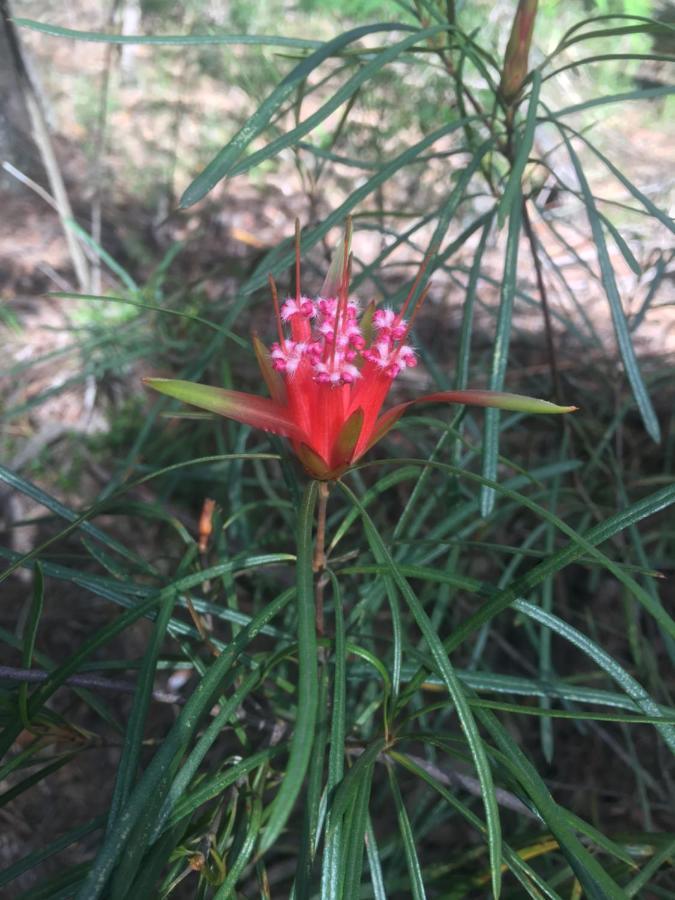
[1,0,674,897]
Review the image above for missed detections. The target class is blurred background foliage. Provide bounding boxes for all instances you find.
[1,0,674,897]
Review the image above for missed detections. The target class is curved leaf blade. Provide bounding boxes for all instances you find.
[143,377,302,438]
[180,23,418,207]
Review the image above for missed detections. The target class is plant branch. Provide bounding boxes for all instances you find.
[0,665,183,704]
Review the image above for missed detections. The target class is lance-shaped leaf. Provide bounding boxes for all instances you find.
[419,390,577,414]
[359,390,576,460]
[143,378,303,438]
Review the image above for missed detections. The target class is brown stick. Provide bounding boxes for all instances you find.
[0,664,182,704]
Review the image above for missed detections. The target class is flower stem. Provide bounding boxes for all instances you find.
[312,481,330,639]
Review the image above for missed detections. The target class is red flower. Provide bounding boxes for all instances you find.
[145,224,574,480]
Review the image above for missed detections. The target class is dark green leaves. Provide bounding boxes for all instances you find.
[180,24,422,207]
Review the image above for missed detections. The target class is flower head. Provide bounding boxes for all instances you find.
[145,221,574,480]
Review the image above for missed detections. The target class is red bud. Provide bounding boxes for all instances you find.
[500,0,538,102]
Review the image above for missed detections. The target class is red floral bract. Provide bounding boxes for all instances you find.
[144,224,575,480]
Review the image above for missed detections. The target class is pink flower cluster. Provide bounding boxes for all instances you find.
[269,295,417,386]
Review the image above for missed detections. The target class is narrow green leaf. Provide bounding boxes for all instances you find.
[0,595,162,761]
[365,817,387,900]
[560,128,660,441]
[391,751,564,900]
[180,24,418,206]
[625,834,675,897]
[212,790,263,898]
[563,124,675,235]
[260,482,319,852]
[123,821,189,900]
[555,84,674,117]
[74,591,291,899]
[554,13,672,52]
[106,589,178,832]
[15,17,324,48]
[338,482,502,899]
[1,752,77,808]
[167,747,284,829]
[599,212,641,276]
[481,189,523,517]
[340,756,376,899]
[16,862,90,900]
[544,52,675,83]
[514,599,675,752]
[330,739,385,828]
[0,464,151,581]
[498,71,541,228]
[18,563,44,728]
[387,766,427,900]
[65,221,138,292]
[295,665,330,897]
[477,709,629,900]
[454,216,494,391]
[152,668,261,840]
[321,572,347,900]
[228,27,448,180]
